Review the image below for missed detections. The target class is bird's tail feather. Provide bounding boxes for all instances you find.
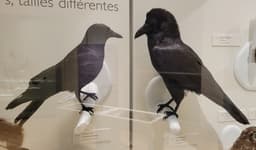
[201,66,249,125]
[6,94,31,110]
[204,90,250,125]
[222,96,249,125]
[14,100,45,126]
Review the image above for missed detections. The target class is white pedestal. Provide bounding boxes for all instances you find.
[145,76,181,134]
[220,125,242,150]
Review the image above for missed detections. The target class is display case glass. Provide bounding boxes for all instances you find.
[0,0,256,150]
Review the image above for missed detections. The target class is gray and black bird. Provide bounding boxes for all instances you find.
[6,24,122,126]
[135,8,249,125]
[231,126,256,150]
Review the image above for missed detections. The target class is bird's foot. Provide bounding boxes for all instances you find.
[157,103,174,113]
[163,111,179,120]
[80,91,98,101]
[81,105,94,115]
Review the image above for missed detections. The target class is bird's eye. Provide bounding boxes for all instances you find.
[43,77,47,80]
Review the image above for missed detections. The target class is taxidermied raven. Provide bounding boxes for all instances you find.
[135,8,249,125]
[6,24,122,126]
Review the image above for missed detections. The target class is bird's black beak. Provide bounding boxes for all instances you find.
[135,24,149,38]
[111,30,123,38]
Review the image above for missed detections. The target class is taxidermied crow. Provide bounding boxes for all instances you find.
[231,126,256,150]
[6,24,122,126]
[135,8,249,125]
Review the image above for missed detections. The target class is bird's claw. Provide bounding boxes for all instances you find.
[81,106,94,115]
[157,103,174,113]
[80,91,98,101]
[163,111,179,120]
[157,104,165,113]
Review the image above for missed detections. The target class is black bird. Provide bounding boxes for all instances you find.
[6,24,122,126]
[135,8,249,125]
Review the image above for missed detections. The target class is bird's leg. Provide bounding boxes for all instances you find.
[157,98,174,113]
[163,102,181,119]
[163,111,179,119]
[81,104,94,115]
[79,91,98,115]
[80,91,98,101]
[78,98,94,115]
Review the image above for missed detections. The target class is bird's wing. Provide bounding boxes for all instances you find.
[183,43,203,65]
[153,44,249,124]
[58,47,79,92]
[77,45,104,90]
[153,43,226,96]
[153,44,202,79]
